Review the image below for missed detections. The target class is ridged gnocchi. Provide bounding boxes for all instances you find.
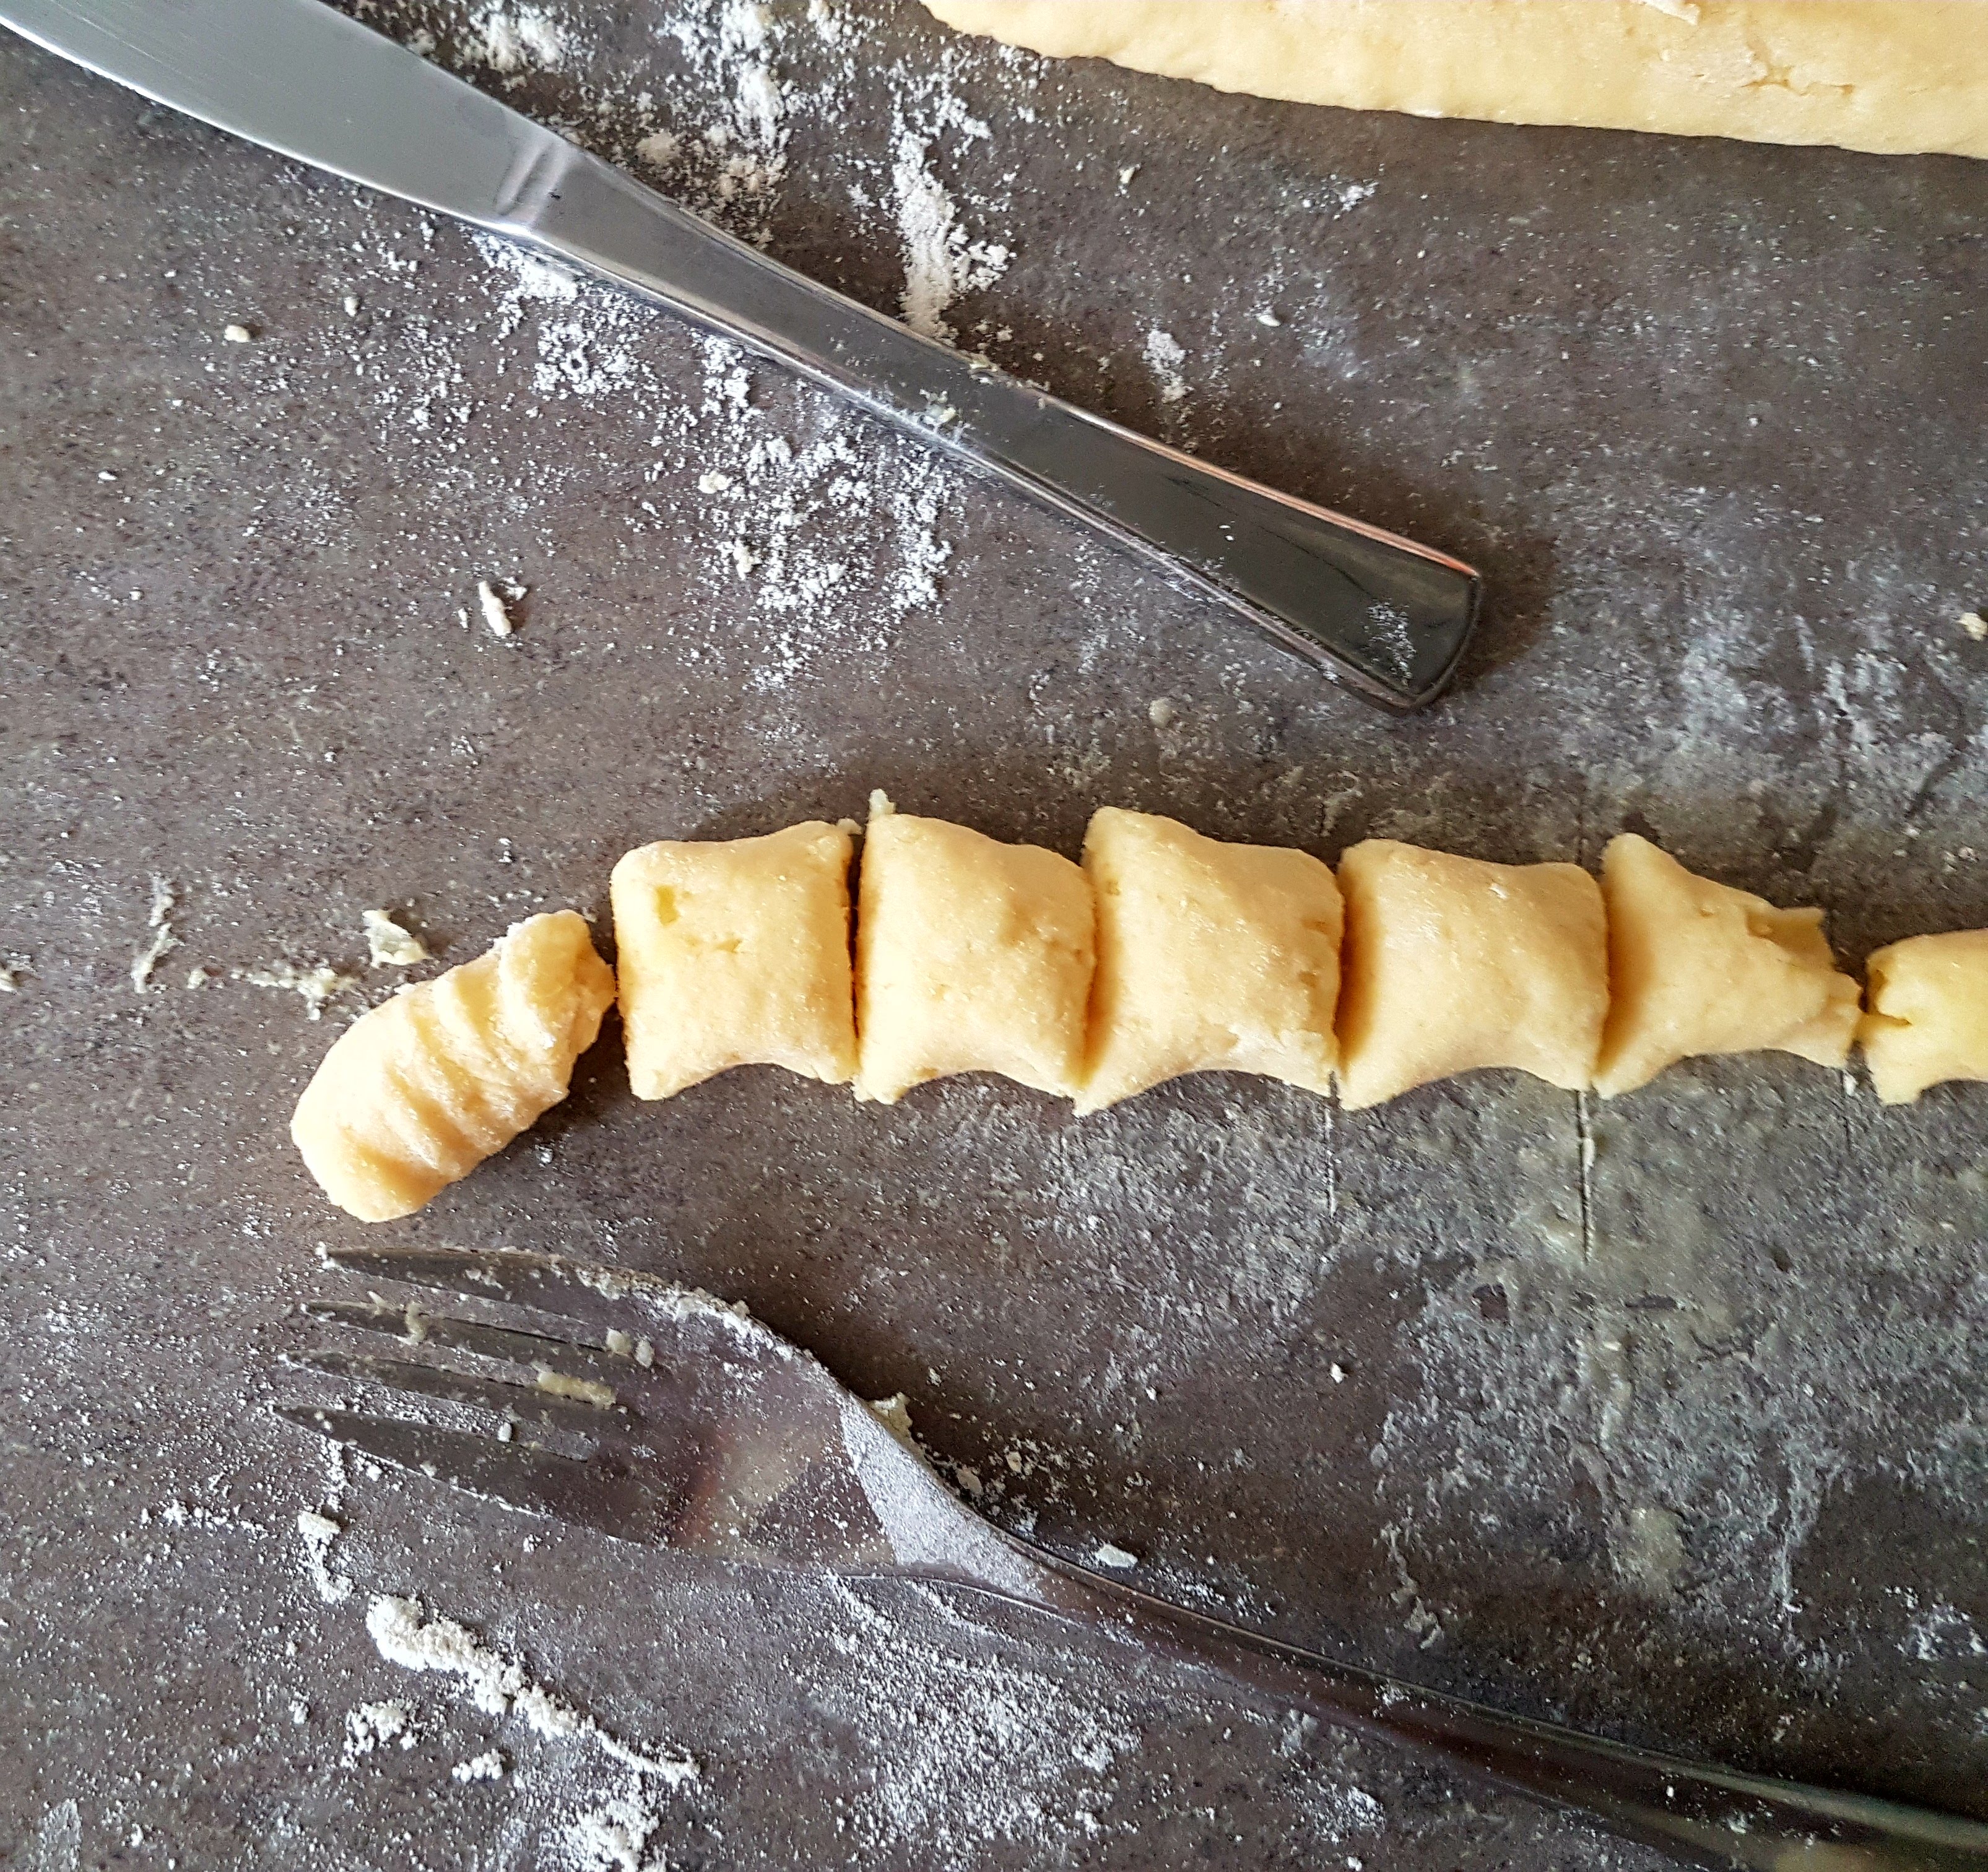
[290,910,615,1221]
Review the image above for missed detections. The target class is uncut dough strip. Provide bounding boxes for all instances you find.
[921,1,1988,160]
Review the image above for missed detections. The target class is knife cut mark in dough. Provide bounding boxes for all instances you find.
[854,793,1095,1104]
[1335,839,1608,1109]
[612,821,857,1101]
[1857,929,1988,1105]
[1077,806,1341,1115]
[1594,833,1859,1097]
[290,910,615,1222]
[921,0,1988,161]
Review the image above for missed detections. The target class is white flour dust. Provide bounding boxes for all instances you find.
[892,132,1011,343]
[366,1595,700,1786]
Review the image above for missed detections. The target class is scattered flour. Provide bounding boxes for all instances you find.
[477,5,565,76]
[1143,328,1188,404]
[344,1699,414,1762]
[892,132,1011,344]
[297,1506,354,1605]
[568,1788,667,1872]
[365,1596,699,1787]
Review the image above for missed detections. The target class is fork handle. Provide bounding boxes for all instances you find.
[956,1548,1988,1870]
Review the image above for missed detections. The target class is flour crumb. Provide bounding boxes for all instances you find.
[344,1699,414,1762]
[1144,329,1188,404]
[184,965,211,989]
[478,4,563,74]
[570,1790,664,1872]
[298,1507,354,1604]
[365,1597,700,1785]
[362,909,429,968]
[892,132,1010,344]
[1255,308,1282,328]
[697,470,734,494]
[131,875,180,991]
[451,1749,506,1783]
[223,323,253,344]
[1147,697,1178,729]
[239,960,355,1020]
[635,128,682,169]
[342,293,361,317]
[1118,164,1139,189]
[1092,1541,1139,1569]
[476,579,517,639]
[0,964,17,993]
[1634,0,1701,19]
[726,539,760,578]
[1961,610,1987,642]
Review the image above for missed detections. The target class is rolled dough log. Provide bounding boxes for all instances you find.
[856,795,1096,1103]
[1336,839,1608,1109]
[1857,929,1988,1104]
[1594,833,1860,1096]
[612,822,858,1100]
[290,910,615,1222]
[921,1,1988,160]
[1077,806,1342,1114]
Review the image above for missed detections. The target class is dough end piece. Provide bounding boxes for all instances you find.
[1857,928,1988,1104]
[290,909,615,1221]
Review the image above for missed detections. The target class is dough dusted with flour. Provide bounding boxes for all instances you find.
[1857,929,1988,1104]
[922,1,1988,160]
[290,911,615,1222]
[1077,807,1340,1114]
[612,822,857,1100]
[1336,840,1608,1109]
[1594,834,1859,1096]
[856,796,1095,1103]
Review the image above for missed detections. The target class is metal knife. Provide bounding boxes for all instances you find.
[0,0,1483,710]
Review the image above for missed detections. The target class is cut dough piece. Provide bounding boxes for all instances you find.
[290,910,615,1222]
[1336,840,1607,1109]
[1077,807,1341,1114]
[922,1,1988,160]
[612,821,857,1100]
[1857,929,1988,1104]
[856,797,1095,1103]
[1594,833,1860,1096]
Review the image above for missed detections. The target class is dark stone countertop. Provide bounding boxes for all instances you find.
[1,2,1982,1867]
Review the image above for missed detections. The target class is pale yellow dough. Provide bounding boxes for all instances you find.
[922,1,1988,160]
[290,910,615,1222]
[611,821,857,1100]
[1077,807,1341,1114]
[1857,929,1988,1104]
[854,798,1095,1103]
[1336,840,1608,1109]
[1594,833,1860,1096]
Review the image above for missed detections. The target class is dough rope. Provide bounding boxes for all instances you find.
[287,805,1985,1220]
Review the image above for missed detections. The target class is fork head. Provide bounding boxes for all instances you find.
[279,1244,1045,1595]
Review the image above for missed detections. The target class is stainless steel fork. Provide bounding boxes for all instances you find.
[280,1246,1988,1872]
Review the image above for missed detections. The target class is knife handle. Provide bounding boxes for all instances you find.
[504,144,1481,711]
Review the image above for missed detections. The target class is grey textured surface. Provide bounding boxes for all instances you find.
[1,2,1984,1867]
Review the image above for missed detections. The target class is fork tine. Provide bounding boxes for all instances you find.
[322,1245,680,1330]
[289,1349,623,1431]
[274,1405,677,1545]
[301,1300,634,1385]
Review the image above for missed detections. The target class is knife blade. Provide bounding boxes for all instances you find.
[0,0,1484,709]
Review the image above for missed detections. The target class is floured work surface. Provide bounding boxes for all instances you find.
[0,2,1982,1867]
